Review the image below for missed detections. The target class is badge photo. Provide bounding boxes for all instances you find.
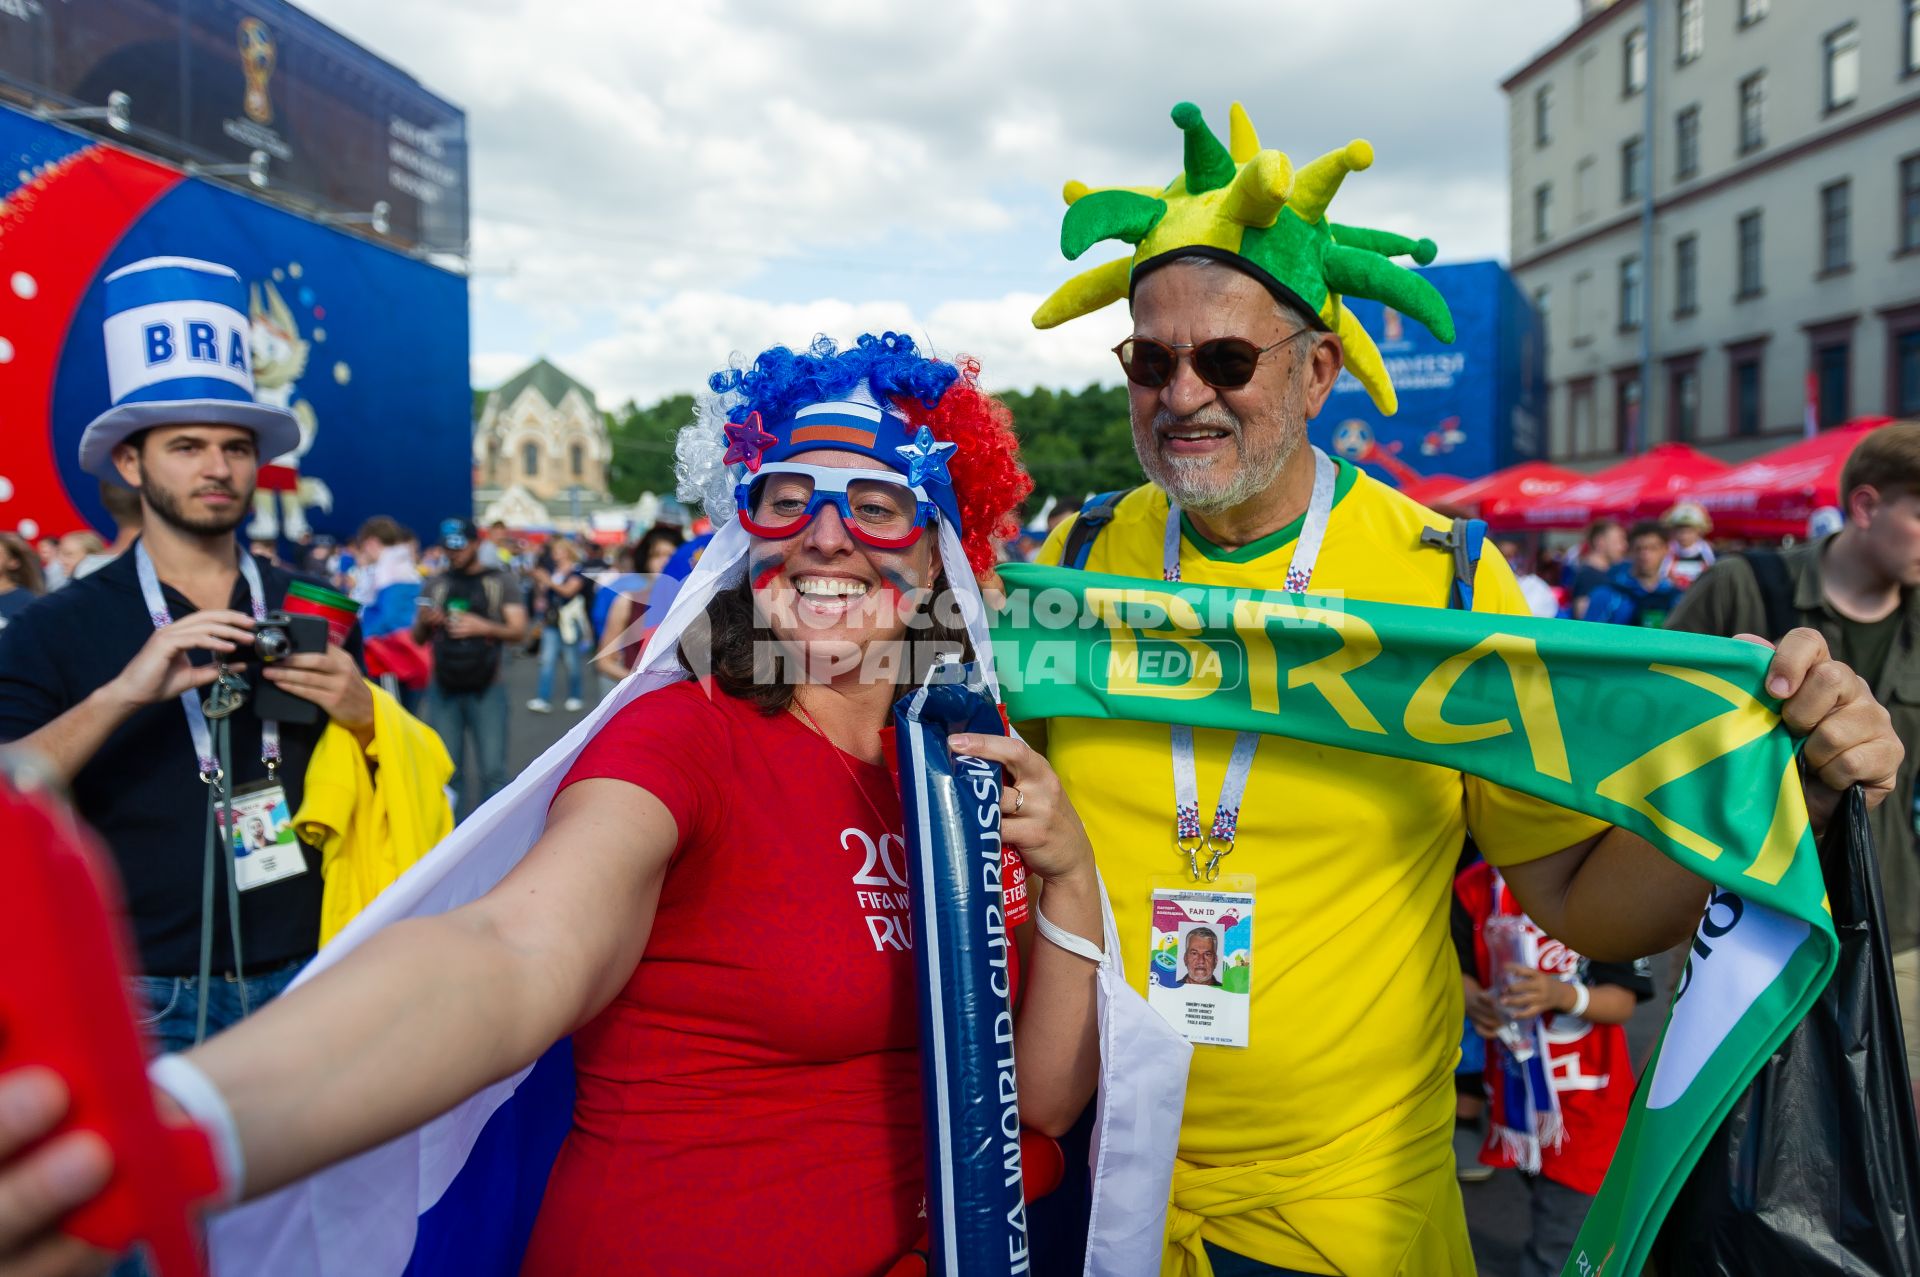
[1148,880,1254,1049]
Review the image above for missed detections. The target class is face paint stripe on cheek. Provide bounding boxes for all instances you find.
[749,554,783,591]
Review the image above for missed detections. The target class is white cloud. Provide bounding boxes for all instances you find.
[300,0,1576,396]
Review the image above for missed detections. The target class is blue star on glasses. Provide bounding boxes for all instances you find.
[894,425,956,488]
[722,412,779,472]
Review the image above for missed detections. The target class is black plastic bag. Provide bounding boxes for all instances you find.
[1654,788,1920,1275]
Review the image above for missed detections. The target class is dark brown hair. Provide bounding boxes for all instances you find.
[679,574,973,716]
[1841,421,1920,508]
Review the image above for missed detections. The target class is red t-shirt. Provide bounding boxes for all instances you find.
[521,681,927,1276]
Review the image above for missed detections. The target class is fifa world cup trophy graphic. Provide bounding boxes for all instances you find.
[239,18,276,126]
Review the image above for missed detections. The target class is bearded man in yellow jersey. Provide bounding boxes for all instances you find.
[1022,102,1903,1277]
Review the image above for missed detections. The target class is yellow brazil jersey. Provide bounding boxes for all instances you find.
[1036,461,1606,1274]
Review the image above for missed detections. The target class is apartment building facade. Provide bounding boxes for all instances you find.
[1505,0,1920,464]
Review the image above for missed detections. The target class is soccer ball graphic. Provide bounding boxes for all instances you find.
[1331,418,1373,460]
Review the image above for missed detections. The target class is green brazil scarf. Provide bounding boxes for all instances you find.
[989,562,1835,1277]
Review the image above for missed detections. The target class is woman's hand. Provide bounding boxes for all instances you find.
[946,731,1095,888]
[0,1068,115,1277]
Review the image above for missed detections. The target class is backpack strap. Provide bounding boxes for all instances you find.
[482,570,506,621]
[1059,489,1134,570]
[1740,549,1801,643]
[1418,517,1488,611]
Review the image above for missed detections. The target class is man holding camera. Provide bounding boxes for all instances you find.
[0,258,369,1051]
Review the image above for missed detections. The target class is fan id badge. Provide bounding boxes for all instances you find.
[217,780,307,892]
[1147,877,1254,1048]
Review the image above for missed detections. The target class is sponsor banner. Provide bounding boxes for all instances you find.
[1312,261,1545,493]
[0,105,469,549]
[0,0,467,255]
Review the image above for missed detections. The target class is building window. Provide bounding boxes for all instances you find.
[1534,84,1553,147]
[1533,284,1550,339]
[1740,0,1769,26]
[1901,154,1920,253]
[1669,362,1701,442]
[1815,340,1851,429]
[1820,180,1851,273]
[1621,136,1644,203]
[1674,234,1699,316]
[569,441,584,478]
[1624,27,1648,95]
[1678,0,1704,63]
[521,441,538,478]
[1572,271,1593,344]
[1908,0,1920,76]
[1896,328,1920,416]
[1675,106,1700,180]
[1576,157,1595,220]
[1730,347,1765,437]
[1619,256,1643,331]
[1825,25,1861,112]
[1737,210,1764,298]
[1570,378,1599,455]
[1533,183,1552,244]
[1615,372,1643,454]
[1739,72,1766,154]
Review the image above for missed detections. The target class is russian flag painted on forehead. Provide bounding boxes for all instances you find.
[77,256,300,485]
[208,333,1030,1275]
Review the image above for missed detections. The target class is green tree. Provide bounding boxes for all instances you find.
[604,394,692,502]
[998,383,1137,513]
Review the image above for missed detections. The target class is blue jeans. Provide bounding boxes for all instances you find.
[426,679,510,821]
[537,626,586,702]
[129,956,307,1056]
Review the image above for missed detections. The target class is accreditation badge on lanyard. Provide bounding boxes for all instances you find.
[135,542,304,893]
[1145,447,1337,1049]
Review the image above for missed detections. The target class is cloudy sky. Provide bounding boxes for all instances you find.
[303,0,1577,408]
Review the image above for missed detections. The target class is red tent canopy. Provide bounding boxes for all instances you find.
[1397,473,1468,506]
[1427,461,1585,528]
[1689,418,1892,538]
[1502,444,1730,529]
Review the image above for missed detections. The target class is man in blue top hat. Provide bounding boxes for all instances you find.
[0,257,374,1052]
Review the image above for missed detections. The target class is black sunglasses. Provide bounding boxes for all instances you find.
[1111,330,1311,390]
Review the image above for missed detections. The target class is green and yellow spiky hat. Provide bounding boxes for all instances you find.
[1033,100,1454,415]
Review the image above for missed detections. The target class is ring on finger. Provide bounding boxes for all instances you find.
[1007,785,1025,815]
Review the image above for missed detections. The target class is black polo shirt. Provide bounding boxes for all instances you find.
[0,542,361,976]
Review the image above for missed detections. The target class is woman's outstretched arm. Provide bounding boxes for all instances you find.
[189,777,674,1199]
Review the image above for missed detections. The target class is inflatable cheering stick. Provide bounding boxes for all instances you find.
[0,765,221,1276]
[894,661,1032,1277]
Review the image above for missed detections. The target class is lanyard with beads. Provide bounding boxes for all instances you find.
[1162,447,1336,881]
[135,541,277,1039]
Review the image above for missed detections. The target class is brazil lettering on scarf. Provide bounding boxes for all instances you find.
[989,563,1835,1277]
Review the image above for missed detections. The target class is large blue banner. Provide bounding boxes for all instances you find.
[1310,260,1543,491]
[0,105,468,548]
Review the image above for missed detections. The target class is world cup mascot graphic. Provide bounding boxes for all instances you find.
[247,280,330,540]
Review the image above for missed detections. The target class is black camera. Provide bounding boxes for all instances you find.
[247,611,329,724]
[250,611,300,664]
